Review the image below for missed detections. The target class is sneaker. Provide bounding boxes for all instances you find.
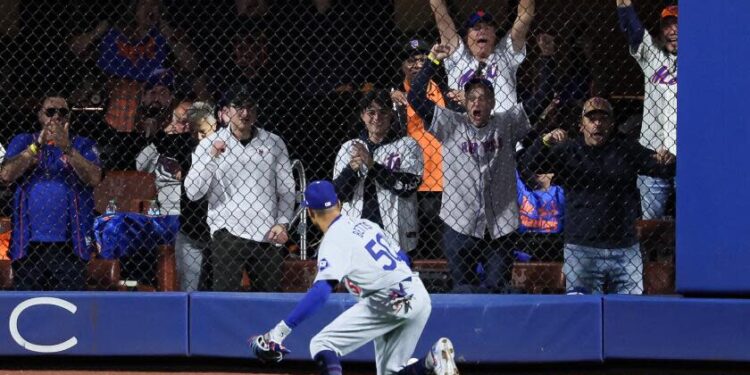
[427,337,459,375]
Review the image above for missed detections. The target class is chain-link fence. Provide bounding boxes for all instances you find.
[0,0,676,294]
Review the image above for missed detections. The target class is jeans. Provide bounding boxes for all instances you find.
[442,226,515,293]
[563,243,643,294]
[638,175,673,219]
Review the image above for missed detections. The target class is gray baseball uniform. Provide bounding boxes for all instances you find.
[309,215,431,375]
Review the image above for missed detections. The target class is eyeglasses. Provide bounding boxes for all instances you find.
[44,107,70,118]
[406,56,426,64]
[364,108,392,118]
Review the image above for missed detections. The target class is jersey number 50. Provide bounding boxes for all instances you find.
[364,233,402,271]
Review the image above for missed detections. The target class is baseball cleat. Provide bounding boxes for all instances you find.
[429,337,459,375]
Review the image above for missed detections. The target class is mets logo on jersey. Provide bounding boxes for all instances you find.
[384,152,402,171]
[318,258,329,272]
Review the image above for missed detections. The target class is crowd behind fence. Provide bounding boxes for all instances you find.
[0,0,677,294]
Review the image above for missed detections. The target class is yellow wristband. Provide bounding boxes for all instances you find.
[427,53,441,66]
[542,136,552,148]
[27,143,38,155]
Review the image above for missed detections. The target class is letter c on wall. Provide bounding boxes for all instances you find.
[8,297,78,353]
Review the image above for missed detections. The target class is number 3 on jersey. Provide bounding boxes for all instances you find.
[364,233,403,271]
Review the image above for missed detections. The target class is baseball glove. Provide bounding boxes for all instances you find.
[248,334,290,363]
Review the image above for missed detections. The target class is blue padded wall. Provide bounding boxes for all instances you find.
[190,293,602,363]
[0,292,188,356]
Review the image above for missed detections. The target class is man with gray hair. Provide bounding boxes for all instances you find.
[187,101,218,141]
[173,101,218,291]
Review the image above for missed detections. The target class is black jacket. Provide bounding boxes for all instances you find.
[520,135,675,248]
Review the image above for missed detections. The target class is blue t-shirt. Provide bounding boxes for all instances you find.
[6,134,101,243]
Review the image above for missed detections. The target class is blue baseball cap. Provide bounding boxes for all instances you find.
[144,68,174,91]
[302,180,339,210]
[464,9,493,29]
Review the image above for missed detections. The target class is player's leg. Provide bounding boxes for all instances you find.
[375,278,433,375]
[310,301,407,375]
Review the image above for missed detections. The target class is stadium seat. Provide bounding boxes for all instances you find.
[93,170,158,213]
[412,259,451,293]
[512,262,565,294]
[281,258,317,292]
[0,216,12,289]
[156,245,178,291]
[637,219,676,294]
[0,260,11,290]
[636,219,675,261]
[87,258,121,291]
[91,171,176,291]
[644,260,675,295]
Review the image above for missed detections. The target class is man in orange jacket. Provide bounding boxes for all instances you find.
[391,39,452,260]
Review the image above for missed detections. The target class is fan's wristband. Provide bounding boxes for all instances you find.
[427,53,441,66]
[542,136,552,148]
[27,143,39,156]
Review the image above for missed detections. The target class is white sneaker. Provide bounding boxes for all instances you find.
[428,337,459,375]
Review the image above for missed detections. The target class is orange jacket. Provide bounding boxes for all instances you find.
[404,79,445,192]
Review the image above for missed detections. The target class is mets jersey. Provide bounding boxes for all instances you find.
[631,32,677,155]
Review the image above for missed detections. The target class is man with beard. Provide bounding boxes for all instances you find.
[617,1,678,219]
[185,89,294,292]
[408,44,531,294]
[101,69,175,170]
[429,0,535,115]
[520,97,675,294]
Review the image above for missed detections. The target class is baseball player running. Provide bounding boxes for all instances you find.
[249,180,459,375]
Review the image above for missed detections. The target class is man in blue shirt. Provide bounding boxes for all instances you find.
[1,95,102,290]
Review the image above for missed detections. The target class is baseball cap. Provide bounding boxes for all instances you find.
[401,38,431,61]
[144,68,174,91]
[465,9,493,29]
[221,86,257,109]
[302,180,339,210]
[581,97,613,117]
[661,5,678,20]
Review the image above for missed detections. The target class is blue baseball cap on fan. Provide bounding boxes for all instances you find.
[465,9,493,29]
[302,180,339,210]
